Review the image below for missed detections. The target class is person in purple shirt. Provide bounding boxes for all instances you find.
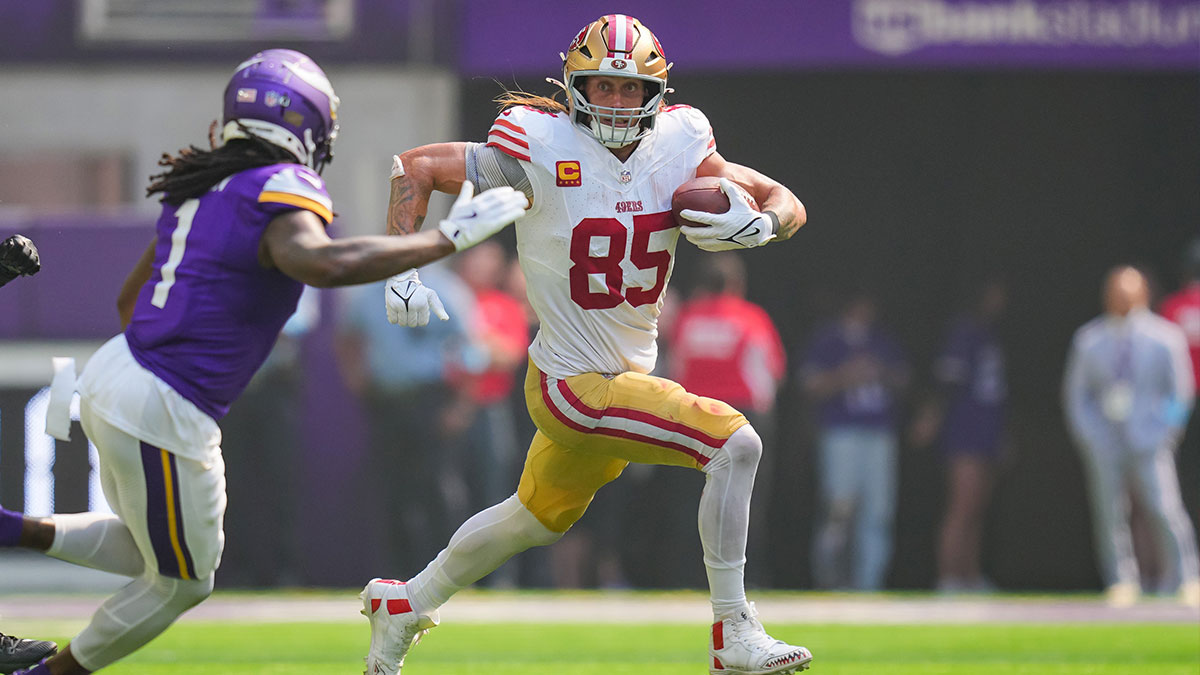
[801,289,909,591]
[0,49,527,675]
[911,279,1008,593]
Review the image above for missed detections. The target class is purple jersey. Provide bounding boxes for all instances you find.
[125,163,333,420]
[802,323,907,429]
[935,317,1007,454]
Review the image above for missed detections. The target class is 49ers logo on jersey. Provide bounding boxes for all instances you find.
[556,160,582,187]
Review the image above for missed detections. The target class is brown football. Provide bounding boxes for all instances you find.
[671,176,759,228]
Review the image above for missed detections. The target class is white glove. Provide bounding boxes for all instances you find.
[385,269,448,327]
[437,180,529,251]
[679,177,776,252]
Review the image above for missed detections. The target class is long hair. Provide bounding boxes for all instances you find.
[493,81,668,120]
[494,88,568,114]
[146,121,297,206]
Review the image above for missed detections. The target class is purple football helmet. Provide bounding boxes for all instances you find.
[222,49,339,173]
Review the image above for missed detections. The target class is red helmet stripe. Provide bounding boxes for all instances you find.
[604,14,616,56]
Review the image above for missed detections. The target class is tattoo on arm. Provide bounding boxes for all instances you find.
[774,207,803,240]
[386,176,428,236]
[760,188,805,242]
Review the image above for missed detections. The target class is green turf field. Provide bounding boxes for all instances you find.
[16,619,1199,674]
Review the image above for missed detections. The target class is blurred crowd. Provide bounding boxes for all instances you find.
[218,239,1200,603]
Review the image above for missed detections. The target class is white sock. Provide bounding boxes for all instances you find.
[699,425,760,620]
[408,494,560,615]
[47,512,145,578]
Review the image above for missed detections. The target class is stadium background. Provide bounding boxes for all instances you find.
[0,0,1197,594]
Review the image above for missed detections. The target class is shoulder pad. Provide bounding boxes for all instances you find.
[660,104,716,152]
[486,106,567,162]
[258,165,333,224]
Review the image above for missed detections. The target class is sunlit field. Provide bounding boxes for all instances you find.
[9,590,1198,674]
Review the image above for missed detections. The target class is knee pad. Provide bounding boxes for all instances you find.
[153,573,214,613]
[705,425,762,475]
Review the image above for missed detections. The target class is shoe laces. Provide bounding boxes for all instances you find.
[1,632,20,653]
[726,604,785,653]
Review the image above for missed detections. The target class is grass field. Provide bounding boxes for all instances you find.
[14,617,1199,674]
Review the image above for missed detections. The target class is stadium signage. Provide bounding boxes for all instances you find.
[853,0,1200,56]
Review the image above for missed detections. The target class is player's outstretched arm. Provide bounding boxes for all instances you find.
[262,183,527,288]
[262,210,453,287]
[387,142,470,235]
[697,152,806,241]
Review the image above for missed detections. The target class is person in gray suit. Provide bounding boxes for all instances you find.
[1063,265,1200,607]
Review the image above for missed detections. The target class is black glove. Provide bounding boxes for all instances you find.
[0,234,41,288]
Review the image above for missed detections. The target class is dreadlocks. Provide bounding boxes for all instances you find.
[147,121,297,206]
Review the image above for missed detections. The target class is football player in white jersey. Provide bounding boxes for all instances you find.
[363,14,811,675]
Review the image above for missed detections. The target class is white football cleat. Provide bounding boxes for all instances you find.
[361,578,439,675]
[709,603,812,674]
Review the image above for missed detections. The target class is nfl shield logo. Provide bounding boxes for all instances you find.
[619,169,632,184]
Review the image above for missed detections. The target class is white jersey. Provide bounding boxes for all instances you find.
[486,104,716,378]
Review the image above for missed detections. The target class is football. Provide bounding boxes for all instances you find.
[671,176,758,228]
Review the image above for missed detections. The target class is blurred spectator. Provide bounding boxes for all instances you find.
[801,289,910,590]
[498,258,556,588]
[911,279,1008,593]
[450,241,530,586]
[219,286,318,587]
[1063,265,1199,607]
[335,263,475,576]
[1160,239,1200,388]
[668,252,786,586]
[1159,238,1200,525]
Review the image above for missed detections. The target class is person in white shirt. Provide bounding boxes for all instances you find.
[1063,265,1200,607]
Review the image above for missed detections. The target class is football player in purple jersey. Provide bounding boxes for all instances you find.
[0,49,526,675]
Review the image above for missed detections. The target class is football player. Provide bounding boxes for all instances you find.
[363,15,811,675]
[0,49,526,675]
[0,236,58,675]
